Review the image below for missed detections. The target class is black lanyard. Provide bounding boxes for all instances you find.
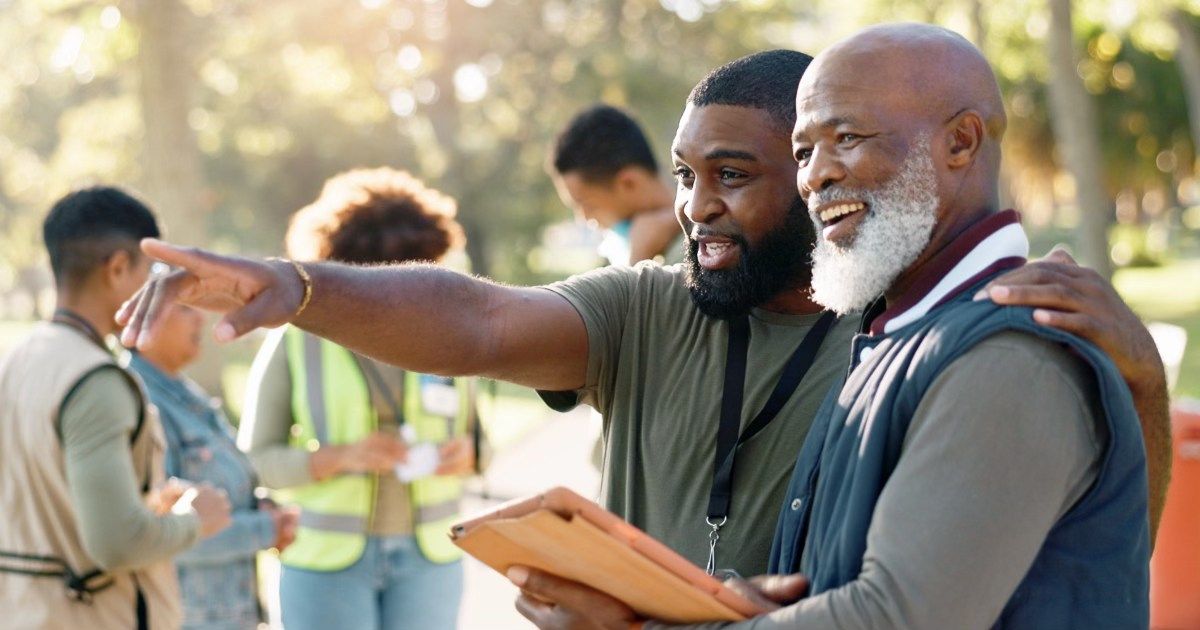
[704,310,837,574]
[51,308,107,351]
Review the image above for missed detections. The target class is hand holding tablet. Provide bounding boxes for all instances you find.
[449,487,768,623]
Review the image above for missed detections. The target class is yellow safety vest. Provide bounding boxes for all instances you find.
[278,328,469,571]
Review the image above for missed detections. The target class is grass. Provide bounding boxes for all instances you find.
[475,381,557,449]
[1114,260,1200,401]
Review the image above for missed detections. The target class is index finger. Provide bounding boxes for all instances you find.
[141,238,230,275]
[979,262,1083,299]
[722,577,782,612]
[508,566,612,611]
[1038,246,1077,266]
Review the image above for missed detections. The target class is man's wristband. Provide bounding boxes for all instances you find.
[269,257,313,320]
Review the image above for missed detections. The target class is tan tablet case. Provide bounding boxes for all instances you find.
[450,486,765,623]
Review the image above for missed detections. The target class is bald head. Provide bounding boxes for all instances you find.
[805,23,1005,143]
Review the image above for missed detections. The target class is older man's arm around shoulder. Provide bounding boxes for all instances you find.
[984,249,1171,541]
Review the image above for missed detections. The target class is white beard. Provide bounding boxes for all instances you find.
[809,135,940,315]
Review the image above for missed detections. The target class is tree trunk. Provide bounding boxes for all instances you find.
[1044,0,1113,278]
[1172,8,1200,171]
[421,0,496,278]
[134,0,208,247]
[17,267,47,320]
[969,0,987,50]
[134,0,225,392]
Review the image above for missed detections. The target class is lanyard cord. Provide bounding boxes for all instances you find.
[51,308,107,351]
[704,310,837,574]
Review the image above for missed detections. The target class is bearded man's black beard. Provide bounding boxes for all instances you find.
[684,196,815,320]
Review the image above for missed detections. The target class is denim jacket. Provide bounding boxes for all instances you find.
[130,354,275,630]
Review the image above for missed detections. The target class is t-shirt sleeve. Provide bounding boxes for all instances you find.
[61,368,200,570]
[537,263,643,415]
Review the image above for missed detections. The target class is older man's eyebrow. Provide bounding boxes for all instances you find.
[793,115,860,143]
[817,116,857,129]
[704,148,757,161]
[792,115,859,135]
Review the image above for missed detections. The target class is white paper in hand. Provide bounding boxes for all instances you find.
[395,442,440,482]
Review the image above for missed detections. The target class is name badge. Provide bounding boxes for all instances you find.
[420,375,458,418]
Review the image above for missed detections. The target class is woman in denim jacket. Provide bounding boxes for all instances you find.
[130,303,297,630]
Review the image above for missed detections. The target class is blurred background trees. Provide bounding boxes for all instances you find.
[1,0,1198,395]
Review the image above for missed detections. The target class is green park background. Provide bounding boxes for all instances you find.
[1,0,1199,419]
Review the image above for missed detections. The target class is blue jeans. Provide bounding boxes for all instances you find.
[280,535,463,630]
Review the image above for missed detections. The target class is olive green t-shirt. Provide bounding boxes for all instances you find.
[542,262,857,576]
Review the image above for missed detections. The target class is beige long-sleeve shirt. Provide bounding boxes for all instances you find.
[651,331,1106,629]
[61,369,200,570]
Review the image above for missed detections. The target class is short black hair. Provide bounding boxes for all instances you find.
[687,49,814,131]
[551,104,658,183]
[43,186,161,289]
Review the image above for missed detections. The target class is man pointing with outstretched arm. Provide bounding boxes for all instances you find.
[116,51,1171,590]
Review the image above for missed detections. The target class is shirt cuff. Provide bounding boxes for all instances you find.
[176,510,203,548]
[253,509,278,550]
[248,446,316,489]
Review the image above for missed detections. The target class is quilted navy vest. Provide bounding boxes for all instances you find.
[768,284,1150,628]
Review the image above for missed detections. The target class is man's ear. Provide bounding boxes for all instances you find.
[103,249,133,286]
[614,166,646,195]
[944,110,985,170]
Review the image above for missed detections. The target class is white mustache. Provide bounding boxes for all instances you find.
[807,188,869,210]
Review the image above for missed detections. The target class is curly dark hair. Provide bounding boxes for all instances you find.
[286,168,466,265]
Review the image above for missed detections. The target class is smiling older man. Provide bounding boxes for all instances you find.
[765,23,1148,628]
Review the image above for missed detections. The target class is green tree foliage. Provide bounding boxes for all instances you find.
[1,0,1197,302]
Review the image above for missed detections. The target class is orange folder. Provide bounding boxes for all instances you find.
[450,487,767,623]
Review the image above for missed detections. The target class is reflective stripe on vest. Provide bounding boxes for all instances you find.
[279,328,468,569]
[415,499,461,524]
[301,333,330,443]
[299,500,459,534]
[298,510,368,534]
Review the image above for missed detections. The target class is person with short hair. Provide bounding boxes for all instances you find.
[238,168,478,630]
[130,302,297,630]
[551,104,690,471]
[552,104,682,265]
[0,186,231,630]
